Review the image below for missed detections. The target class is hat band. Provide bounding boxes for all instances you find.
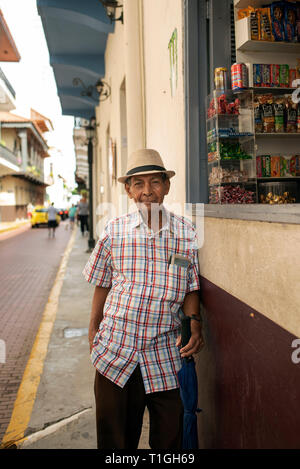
[126,165,166,176]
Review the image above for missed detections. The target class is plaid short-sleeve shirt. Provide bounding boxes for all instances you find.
[83,208,200,394]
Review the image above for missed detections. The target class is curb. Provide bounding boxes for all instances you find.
[0,221,31,234]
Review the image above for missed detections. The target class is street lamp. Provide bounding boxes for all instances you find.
[99,0,123,23]
[72,77,111,102]
[85,117,96,251]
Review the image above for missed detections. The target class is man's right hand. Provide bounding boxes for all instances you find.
[89,327,98,353]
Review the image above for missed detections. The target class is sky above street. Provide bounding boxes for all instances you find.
[0,0,76,189]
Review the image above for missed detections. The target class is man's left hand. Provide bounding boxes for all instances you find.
[176,321,204,358]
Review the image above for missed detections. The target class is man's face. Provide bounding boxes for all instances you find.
[125,173,170,212]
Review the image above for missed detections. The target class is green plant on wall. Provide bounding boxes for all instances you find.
[168,28,178,97]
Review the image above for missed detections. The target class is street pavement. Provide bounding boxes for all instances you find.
[0,222,150,449]
[0,220,72,444]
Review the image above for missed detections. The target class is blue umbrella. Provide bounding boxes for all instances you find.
[177,315,200,450]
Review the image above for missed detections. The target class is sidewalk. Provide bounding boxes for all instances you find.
[0,219,30,234]
[17,225,150,449]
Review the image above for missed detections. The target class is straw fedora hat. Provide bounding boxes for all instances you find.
[118,149,175,183]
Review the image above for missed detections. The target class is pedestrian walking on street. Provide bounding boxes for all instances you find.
[77,195,89,236]
[83,149,204,450]
[47,202,58,238]
[68,204,77,230]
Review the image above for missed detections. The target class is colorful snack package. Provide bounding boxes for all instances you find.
[253,64,262,87]
[258,8,274,41]
[280,156,287,176]
[249,7,260,40]
[296,3,300,42]
[298,103,300,132]
[237,8,250,20]
[274,96,285,132]
[262,155,271,177]
[286,96,297,132]
[256,156,262,177]
[284,3,297,42]
[254,98,263,132]
[270,2,285,41]
[265,156,271,176]
[259,94,275,133]
[271,64,280,87]
[289,69,297,88]
[261,64,271,87]
[296,155,300,176]
[280,64,289,88]
[289,155,296,175]
[271,156,281,177]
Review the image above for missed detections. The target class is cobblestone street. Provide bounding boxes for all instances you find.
[0,222,72,442]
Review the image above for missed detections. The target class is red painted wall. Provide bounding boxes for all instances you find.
[198,277,300,449]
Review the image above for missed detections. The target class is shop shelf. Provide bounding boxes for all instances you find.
[234,87,298,94]
[209,181,257,186]
[235,17,300,53]
[256,133,300,137]
[257,176,300,180]
[234,0,267,8]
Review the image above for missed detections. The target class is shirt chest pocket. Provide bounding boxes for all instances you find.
[165,264,188,304]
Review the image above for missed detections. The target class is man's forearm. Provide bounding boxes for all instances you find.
[89,286,111,329]
[182,290,201,319]
[179,290,204,358]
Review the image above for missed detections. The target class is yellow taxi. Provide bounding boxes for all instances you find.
[31,205,61,228]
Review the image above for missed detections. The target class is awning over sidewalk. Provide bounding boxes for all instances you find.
[0,9,21,62]
[37,0,114,120]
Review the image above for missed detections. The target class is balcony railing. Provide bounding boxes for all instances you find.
[0,67,16,99]
[0,143,19,167]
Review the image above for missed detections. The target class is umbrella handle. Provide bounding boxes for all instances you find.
[181,316,191,347]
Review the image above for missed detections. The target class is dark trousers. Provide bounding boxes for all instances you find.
[94,366,183,450]
[79,215,88,234]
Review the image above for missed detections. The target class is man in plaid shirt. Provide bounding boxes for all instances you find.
[83,149,203,449]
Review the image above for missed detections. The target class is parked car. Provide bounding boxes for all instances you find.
[31,205,61,228]
[57,208,69,220]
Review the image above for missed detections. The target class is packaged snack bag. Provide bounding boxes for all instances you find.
[270,2,285,41]
[280,64,289,87]
[289,155,296,175]
[265,156,271,176]
[286,96,297,132]
[259,94,275,133]
[280,156,287,176]
[289,68,297,88]
[256,156,262,177]
[296,3,300,42]
[249,7,260,40]
[262,155,271,177]
[274,96,285,132]
[297,102,300,132]
[254,98,263,132]
[271,156,281,176]
[296,155,300,176]
[253,64,262,87]
[271,64,280,87]
[261,64,271,87]
[237,8,249,20]
[284,3,297,42]
[258,8,274,41]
